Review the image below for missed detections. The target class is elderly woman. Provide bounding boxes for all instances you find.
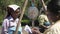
[44,0,60,34]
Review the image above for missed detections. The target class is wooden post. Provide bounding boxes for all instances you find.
[13,0,28,34]
[32,20,34,27]
[39,0,51,15]
[40,0,47,11]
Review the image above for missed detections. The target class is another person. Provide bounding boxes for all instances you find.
[44,0,60,34]
[38,11,50,33]
[1,4,22,34]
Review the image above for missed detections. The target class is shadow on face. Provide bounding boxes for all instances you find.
[11,8,21,19]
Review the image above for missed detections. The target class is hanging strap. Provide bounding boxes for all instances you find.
[8,21,14,28]
[5,21,8,33]
[31,0,35,7]
[8,21,11,28]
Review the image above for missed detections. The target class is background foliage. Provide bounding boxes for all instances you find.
[0,0,50,26]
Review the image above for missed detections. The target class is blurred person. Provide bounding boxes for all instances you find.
[44,0,60,34]
[38,10,51,33]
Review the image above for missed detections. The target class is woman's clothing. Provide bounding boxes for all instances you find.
[44,20,60,34]
[1,16,22,34]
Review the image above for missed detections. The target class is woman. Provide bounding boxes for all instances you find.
[44,0,60,34]
[1,4,22,34]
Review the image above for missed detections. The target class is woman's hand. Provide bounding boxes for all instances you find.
[32,27,41,34]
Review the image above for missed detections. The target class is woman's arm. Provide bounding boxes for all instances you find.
[2,19,8,34]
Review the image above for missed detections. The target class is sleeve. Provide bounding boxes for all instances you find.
[2,19,8,34]
[44,15,49,22]
[44,29,52,34]
[44,27,59,34]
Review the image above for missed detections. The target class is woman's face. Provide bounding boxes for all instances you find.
[46,10,59,22]
[11,9,20,19]
[46,0,60,22]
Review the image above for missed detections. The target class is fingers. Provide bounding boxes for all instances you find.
[32,27,41,34]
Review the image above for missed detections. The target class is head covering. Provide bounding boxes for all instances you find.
[8,4,20,11]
